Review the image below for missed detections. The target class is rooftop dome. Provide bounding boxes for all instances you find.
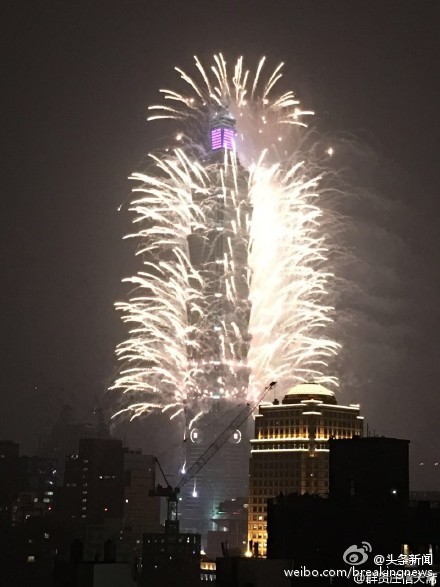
[282,383,337,405]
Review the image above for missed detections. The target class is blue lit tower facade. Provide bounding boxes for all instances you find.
[180,110,252,545]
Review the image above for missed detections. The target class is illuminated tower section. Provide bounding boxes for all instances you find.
[247,383,364,557]
[210,109,236,151]
[181,111,251,544]
[187,108,250,403]
[180,403,250,545]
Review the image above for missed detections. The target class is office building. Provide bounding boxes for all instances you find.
[248,383,363,556]
[140,531,201,587]
[179,111,252,545]
[180,403,250,544]
[0,440,20,525]
[208,496,248,558]
[59,438,124,523]
[266,436,440,574]
[123,450,161,554]
[329,436,410,502]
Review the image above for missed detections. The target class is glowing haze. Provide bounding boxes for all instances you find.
[112,54,339,421]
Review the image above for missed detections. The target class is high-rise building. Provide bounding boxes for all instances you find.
[180,403,250,545]
[59,438,124,523]
[180,111,252,545]
[248,383,363,556]
[0,441,20,525]
[11,456,58,525]
[266,436,415,566]
[38,403,110,483]
[123,450,160,554]
[0,443,57,526]
[329,436,410,502]
[210,108,236,151]
[208,496,248,558]
[140,532,201,587]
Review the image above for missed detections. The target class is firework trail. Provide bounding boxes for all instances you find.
[111,54,339,420]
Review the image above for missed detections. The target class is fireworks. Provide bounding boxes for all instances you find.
[111,55,339,420]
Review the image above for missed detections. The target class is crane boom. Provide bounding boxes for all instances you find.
[149,381,277,534]
[177,381,277,490]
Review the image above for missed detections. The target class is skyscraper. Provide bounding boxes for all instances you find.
[248,383,363,556]
[114,58,341,552]
[186,108,251,403]
[180,402,250,543]
[180,111,252,544]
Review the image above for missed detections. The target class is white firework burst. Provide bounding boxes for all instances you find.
[111,54,339,419]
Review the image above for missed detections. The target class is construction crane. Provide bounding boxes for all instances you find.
[150,381,277,533]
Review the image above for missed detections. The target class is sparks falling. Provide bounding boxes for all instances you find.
[111,55,339,420]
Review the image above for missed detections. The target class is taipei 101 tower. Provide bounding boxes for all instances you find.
[180,109,252,544]
[114,55,341,551]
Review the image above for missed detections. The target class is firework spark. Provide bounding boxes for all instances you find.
[111,54,339,418]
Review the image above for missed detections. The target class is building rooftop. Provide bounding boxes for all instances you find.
[282,383,337,405]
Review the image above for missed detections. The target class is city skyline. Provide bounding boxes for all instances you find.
[1,1,439,493]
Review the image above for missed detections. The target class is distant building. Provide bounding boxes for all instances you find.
[123,450,161,555]
[410,491,440,504]
[0,444,61,585]
[59,453,84,521]
[180,402,250,546]
[0,440,20,525]
[57,440,165,564]
[38,403,110,484]
[329,436,410,502]
[266,436,440,573]
[216,557,291,587]
[0,439,19,459]
[59,438,124,523]
[200,558,216,582]
[140,531,201,587]
[266,493,407,570]
[208,497,248,558]
[19,456,58,514]
[11,490,46,526]
[248,383,363,556]
[0,443,57,526]
[53,561,137,587]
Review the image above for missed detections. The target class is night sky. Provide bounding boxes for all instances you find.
[1,1,439,488]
